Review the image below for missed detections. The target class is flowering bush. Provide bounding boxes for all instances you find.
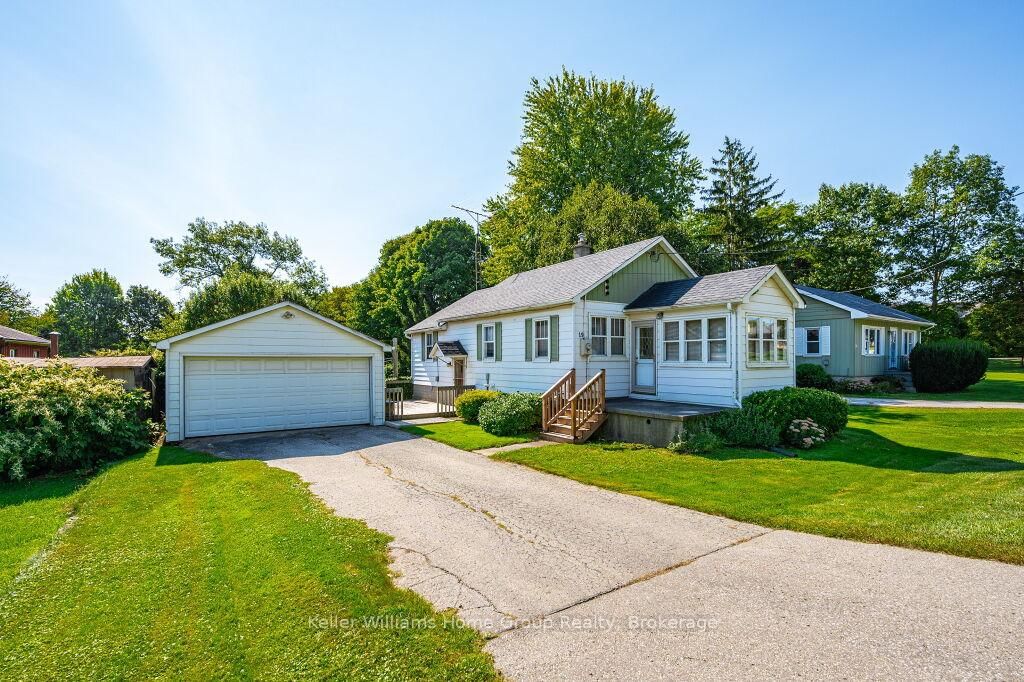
[0,361,154,481]
[784,418,828,449]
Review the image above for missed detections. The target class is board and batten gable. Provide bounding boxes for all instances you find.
[163,306,386,441]
[410,304,577,396]
[583,243,689,304]
[738,276,798,397]
[795,298,855,376]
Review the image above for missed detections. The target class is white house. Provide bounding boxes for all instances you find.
[406,236,805,413]
[158,302,390,442]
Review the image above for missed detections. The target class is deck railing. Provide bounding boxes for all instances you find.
[568,370,606,441]
[385,387,405,420]
[436,385,472,416]
[541,369,576,432]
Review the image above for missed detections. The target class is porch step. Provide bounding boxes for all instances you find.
[540,413,607,444]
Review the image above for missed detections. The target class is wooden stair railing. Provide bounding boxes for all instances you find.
[540,369,606,444]
[542,369,576,433]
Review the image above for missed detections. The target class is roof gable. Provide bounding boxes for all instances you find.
[407,236,694,333]
[155,302,392,350]
[796,286,933,325]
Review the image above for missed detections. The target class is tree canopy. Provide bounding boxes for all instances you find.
[49,270,126,355]
[151,218,327,294]
[124,285,174,346]
[0,275,36,329]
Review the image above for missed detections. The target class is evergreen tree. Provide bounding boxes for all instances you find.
[701,137,784,270]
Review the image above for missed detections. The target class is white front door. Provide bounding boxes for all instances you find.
[633,323,656,394]
[184,356,371,437]
[887,329,899,369]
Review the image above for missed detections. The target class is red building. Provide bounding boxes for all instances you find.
[0,325,59,359]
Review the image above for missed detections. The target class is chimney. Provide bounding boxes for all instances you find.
[48,331,60,357]
[572,233,592,259]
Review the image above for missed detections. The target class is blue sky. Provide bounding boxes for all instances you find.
[3,1,1022,307]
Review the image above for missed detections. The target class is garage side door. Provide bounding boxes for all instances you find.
[184,357,370,438]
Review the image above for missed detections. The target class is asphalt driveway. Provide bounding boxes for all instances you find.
[190,426,1024,680]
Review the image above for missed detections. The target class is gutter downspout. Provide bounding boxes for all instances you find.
[729,302,741,406]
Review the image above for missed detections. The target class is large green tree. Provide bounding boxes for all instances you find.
[0,275,36,329]
[151,218,327,295]
[50,270,126,355]
[503,68,702,218]
[797,183,902,296]
[124,285,174,346]
[347,218,476,362]
[701,137,784,270]
[160,268,313,338]
[967,216,1024,354]
[895,146,1019,311]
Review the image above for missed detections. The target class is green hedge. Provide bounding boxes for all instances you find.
[454,390,500,424]
[796,363,833,390]
[0,361,154,481]
[742,386,848,440]
[478,393,542,436]
[910,340,989,392]
[386,377,413,400]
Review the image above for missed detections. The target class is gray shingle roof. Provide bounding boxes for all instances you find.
[407,237,674,333]
[796,286,933,324]
[433,341,468,357]
[625,265,778,310]
[0,325,49,344]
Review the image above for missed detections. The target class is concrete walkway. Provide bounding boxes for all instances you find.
[190,426,1024,680]
[847,397,1024,409]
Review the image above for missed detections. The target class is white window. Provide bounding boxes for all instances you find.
[862,326,883,355]
[663,321,680,361]
[684,319,703,362]
[424,331,434,358]
[708,317,728,362]
[805,327,821,356]
[483,324,495,359]
[747,317,789,364]
[534,318,549,359]
[591,316,608,356]
[33,350,39,358]
[902,330,917,356]
[610,318,625,355]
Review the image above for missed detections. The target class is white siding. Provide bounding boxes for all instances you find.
[410,305,577,394]
[575,300,631,397]
[165,306,385,441]
[738,277,797,398]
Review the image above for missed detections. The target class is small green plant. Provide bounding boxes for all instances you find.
[742,386,848,440]
[869,375,904,392]
[667,422,724,454]
[706,409,780,448]
[478,392,542,436]
[910,339,989,392]
[796,363,833,390]
[454,389,501,424]
[784,418,828,449]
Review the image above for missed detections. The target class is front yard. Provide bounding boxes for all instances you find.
[851,358,1024,402]
[401,421,536,451]
[0,446,497,680]
[496,407,1024,564]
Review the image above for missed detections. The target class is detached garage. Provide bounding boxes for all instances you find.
[157,302,391,442]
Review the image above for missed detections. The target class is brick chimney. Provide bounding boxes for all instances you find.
[48,331,60,357]
[572,233,592,259]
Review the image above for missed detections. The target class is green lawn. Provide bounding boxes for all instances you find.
[855,358,1024,402]
[0,471,87,593]
[0,446,496,680]
[497,407,1024,564]
[402,420,536,451]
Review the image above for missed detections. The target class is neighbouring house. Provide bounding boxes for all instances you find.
[795,286,934,378]
[157,302,391,442]
[0,325,59,359]
[5,355,156,392]
[406,235,805,443]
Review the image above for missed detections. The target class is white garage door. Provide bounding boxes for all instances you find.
[184,357,371,437]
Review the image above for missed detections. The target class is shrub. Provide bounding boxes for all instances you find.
[784,418,828,449]
[0,361,154,481]
[796,363,833,390]
[869,375,904,392]
[834,377,874,394]
[742,386,848,440]
[707,409,781,448]
[667,421,724,454]
[478,392,542,436]
[454,389,500,424]
[910,339,989,392]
